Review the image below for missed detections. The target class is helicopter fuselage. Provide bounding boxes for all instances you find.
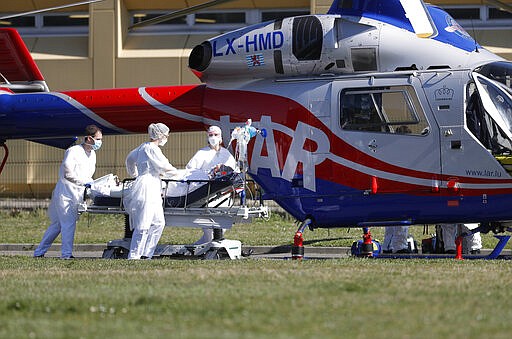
[3,65,512,228]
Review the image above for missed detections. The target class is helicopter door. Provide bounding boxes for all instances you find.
[334,77,439,193]
[428,71,512,180]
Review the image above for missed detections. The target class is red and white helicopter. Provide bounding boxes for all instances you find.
[2,0,512,257]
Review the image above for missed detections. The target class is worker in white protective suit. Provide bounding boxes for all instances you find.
[34,125,103,259]
[124,123,177,259]
[186,125,238,245]
[440,223,482,254]
[463,223,483,254]
[382,226,411,253]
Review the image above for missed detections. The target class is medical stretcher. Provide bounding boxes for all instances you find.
[78,172,269,259]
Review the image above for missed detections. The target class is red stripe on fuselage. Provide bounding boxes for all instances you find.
[202,87,512,187]
[61,84,512,189]
[62,85,205,133]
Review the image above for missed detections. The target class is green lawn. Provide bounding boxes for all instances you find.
[0,209,504,249]
[2,211,512,338]
[1,257,512,338]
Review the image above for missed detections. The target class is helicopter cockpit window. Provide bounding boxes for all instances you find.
[340,86,429,135]
[475,61,512,90]
[470,72,512,155]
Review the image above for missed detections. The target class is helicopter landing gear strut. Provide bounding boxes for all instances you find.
[360,227,374,257]
[291,218,312,260]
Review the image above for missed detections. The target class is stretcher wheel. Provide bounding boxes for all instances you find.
[203,249,220,260]
[102,246,129,259]
[203,248,229,260]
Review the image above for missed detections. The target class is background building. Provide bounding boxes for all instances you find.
[0,0,511,197]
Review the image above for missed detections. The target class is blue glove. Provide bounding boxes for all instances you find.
[84,182,92,189]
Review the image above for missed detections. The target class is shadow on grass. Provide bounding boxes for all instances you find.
[260,237,354,254]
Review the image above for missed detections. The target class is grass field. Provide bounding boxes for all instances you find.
[2,257,512,338]
[2,210,512,338]
[0,209,504,249]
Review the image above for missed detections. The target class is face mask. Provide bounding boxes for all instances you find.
[208,136,221,147]
[159,136,167,147]
[91,139,102,151]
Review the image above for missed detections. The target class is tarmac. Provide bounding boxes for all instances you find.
[0,243,352,259]
[1,243,509,260]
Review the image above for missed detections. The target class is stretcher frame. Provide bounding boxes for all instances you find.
[78,176,269,259]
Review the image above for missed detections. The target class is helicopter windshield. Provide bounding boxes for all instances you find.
[471,71,512,154]
[475,61,512,90]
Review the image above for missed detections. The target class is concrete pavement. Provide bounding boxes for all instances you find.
[2,243,510,259]
[0,243,352,259]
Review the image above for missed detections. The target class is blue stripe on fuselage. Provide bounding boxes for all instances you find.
[327,0,412,31]
[251,168,512,228]
[427,5,477,52]
[0,92,118,140]
[327,0,477,52]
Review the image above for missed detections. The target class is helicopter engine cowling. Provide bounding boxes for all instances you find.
[188,15,356,82]
[188,12,502,84]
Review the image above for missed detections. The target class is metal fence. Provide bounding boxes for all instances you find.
[0,132,206,199]
[0,198,51,210]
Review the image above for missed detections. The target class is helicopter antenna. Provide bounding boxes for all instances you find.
[0,0,104,20]
[470,18,479,53]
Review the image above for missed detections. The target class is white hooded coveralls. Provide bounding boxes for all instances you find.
[34,144,96,258]
[186,146,237,244]
[186,146,237,173]
[440,223,482,252]
[124,142,176,259]
[382,226,409,253]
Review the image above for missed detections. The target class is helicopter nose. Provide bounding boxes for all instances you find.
[189,41,212,72]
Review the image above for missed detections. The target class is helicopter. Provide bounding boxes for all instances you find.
[1,0,512,256]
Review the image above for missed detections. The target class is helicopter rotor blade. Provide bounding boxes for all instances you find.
[484,0,512,14]
[129,0,238,30]
[0,0,104,20]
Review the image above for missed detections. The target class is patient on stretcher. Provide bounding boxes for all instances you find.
[162,168,209,197]
[162,165,241,207]
[90,165,241,208]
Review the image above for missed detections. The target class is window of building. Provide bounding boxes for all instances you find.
[129,8,309,34]
[130,11,247,27]
[261,10,309,22]
[0,16,35,27]
[1,8,311,36]
[0,12,88,36]
[444,8,481,20]
[195,12,245,25]
[488,7,512,20]
[43,14,88,27]
[440,5,512,28]
[340,86,429,135]
[132,13,187,26]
